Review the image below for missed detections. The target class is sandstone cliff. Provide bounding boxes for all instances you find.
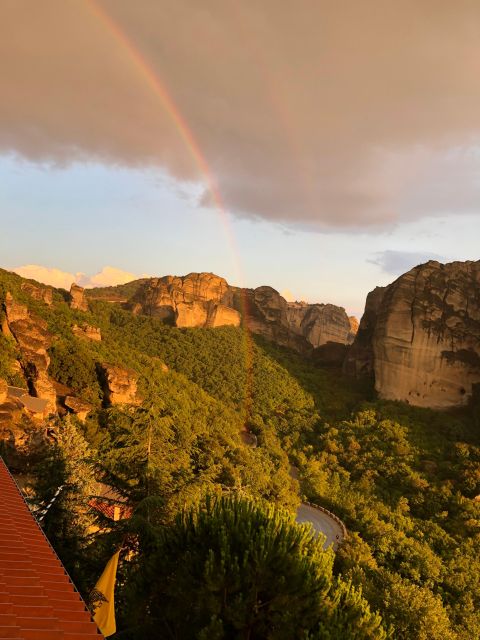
[343,287,386,378]
[347,261,480,409]
[21,282,53,306]
[69,283,89,312]
[117,272,355,352]
[2,293,56,413]
[128,273,240,329]
[286,302,354,347]
[99,363,139,406]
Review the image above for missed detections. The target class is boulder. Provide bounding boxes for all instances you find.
[347,261,480,409]
[64,396,93,422]
[99,363,139,406]
[69,283,89,312]
[72,324,102,341]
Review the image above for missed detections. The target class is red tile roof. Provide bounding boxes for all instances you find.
[0,457,104,639]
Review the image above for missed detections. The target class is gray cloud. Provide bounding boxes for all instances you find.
[369,250,446,276]
[2,1,480,228]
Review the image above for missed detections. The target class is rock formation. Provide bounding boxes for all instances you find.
[69,283,89,312]
[72,324,102,341]
[128,273,240,328]
[286,301,355,347]
[21,282,53,306]
[125,272,353,352]
[64,396,93,422]
[99,363,139,406]
[2,293,56,413]
[343,287,386,378]
[347,261,480,409]
[232,286,309,351]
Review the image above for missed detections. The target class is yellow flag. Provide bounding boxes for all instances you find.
[92,551,120,637]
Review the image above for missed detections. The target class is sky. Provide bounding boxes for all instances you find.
[1,1,479,317]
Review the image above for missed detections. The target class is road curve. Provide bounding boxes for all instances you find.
[296,503,344,549]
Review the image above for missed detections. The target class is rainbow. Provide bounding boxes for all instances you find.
[84,0,254,428]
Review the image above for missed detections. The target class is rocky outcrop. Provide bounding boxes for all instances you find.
[99,363,139,406]
[115,272,354,352]
[64,396,93,422]
[129,273,239,328]
[69,283,89,312]
[286,302,355,347]
[233,286,309,351]
[72,324,102,341]
[21,282,53,306]
[347,261,480,409]
[2,293,56,414]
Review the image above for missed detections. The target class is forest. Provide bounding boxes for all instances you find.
[1,268,479,639]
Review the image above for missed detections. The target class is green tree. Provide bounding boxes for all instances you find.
[122,495,386,639]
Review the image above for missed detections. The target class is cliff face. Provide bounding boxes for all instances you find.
[69,283,89,312]
[2,293,57,414]
[343,287,386,378]
[286,302,355,347]
[119,273,356,352]
[128,273,241,329]
[348,261,480,409]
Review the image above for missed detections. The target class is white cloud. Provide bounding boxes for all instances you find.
[85,266,139,288]
[12,265,142,289]
[13,264,79,290]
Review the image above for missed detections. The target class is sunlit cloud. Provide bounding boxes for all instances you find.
[12,264,144,289]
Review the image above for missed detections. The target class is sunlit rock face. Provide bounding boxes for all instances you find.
[69,283,89,312]
[21,282,53,306]
[2,293,57,414]
[348,261,480,409]
[99,363,139,406]
[129,273,240,328]
[121,272,354,352]
[286,302,355,348]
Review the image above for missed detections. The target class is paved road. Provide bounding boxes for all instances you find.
[296,504,344,549]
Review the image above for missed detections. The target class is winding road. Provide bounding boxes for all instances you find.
[296,503,345,549]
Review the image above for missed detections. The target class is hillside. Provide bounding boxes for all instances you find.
[0,266,480,638]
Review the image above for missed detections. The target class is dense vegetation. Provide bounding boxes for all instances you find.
[1,267,479,639]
